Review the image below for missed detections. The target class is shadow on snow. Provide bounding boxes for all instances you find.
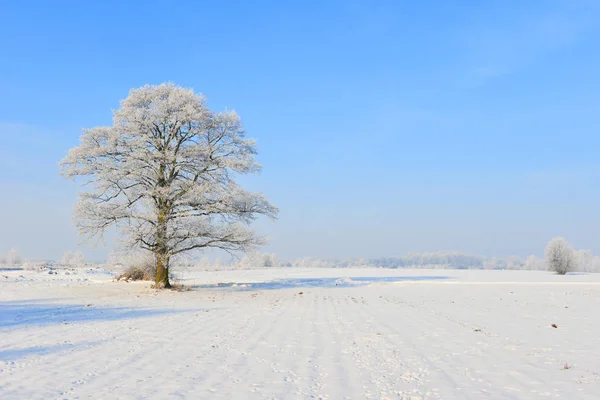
[192,275,451,291]
[0,341,103,362]
[0,299,202,329]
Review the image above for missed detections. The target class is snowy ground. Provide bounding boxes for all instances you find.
[1,268,600,399]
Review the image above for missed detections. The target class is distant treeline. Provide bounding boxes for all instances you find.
[230,250,600,272]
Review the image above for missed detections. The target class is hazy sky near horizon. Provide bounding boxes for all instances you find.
[2,0,600,262]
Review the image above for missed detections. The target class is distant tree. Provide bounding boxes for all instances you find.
[263,253,278,268]
[524,255,544,271]
[236,252,279,268]
[506,255,523,270]
[482,257,500,270]
[193,256,211,269]
[574,249,593,272]
[545,237,575,275]
[7,248,21,265]
[61,83,278,288]
[59,251,86,266]
[591,257,600,273]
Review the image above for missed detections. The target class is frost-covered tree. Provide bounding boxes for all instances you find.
[524,255,545,271]
[236,252,279,269]
[482,257,501,270]
[591,257,600,273]
[575,249,593,272]
[545,237,575,275]
[59,251,86,266]
[7,248,21,265]
[506,255,523,270]
[61,84,278,288]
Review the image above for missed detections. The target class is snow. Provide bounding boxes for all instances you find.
[1,267,600,399]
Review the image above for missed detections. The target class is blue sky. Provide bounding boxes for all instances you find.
[1,0,600,262]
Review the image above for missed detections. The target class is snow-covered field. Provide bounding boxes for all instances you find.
[1,268,600,399]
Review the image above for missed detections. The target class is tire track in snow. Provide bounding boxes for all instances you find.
[190,290,298,398]
[335,290,436,399]
[365,289,548,398]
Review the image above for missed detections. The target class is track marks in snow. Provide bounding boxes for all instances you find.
[2,274,600,399]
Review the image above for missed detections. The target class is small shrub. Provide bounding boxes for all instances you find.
[117,262,156,282]
[113,252,157,282]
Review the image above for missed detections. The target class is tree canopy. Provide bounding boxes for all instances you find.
[61,83,277,287]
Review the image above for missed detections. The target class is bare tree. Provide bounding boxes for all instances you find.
[545,237,575,275]
[61,83,278,288]
[59,251,86,266]
[7,248,21,266]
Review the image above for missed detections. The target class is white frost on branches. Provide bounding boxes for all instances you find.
[59,251,86,266]
[61,83,277,286]
[524,255,545,271]
[545,237,575,275]
[574,249,600,272]
[234,252,280,269]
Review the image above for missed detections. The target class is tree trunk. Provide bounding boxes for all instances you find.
[155,208,171,289]
[155,252,171,288]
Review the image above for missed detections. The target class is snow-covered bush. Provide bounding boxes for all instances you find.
[545,237,575,275]
[59,251,86,266]
[112,251,157,281]
[117,264,156,281]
